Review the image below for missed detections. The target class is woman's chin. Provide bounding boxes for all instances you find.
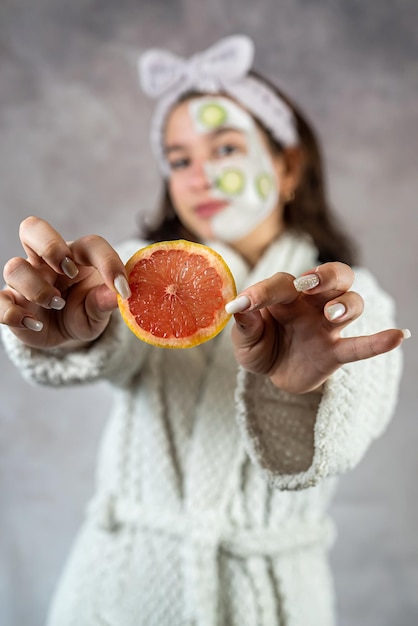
[188,221,215,242]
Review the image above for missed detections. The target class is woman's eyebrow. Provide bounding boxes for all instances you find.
[212,127,242,138]
[164,144,187,156]
[164,127,243,155]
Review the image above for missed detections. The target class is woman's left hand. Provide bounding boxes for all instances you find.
[227,262,408,394]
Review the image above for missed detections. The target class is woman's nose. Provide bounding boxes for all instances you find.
[189,160,212,190]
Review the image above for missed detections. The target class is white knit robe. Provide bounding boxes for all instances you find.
[1,232,403,626]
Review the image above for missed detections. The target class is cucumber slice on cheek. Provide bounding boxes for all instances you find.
[255,173,273,199]
[217,169,245,195]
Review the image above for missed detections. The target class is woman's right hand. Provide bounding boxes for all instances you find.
[0,216,131,349]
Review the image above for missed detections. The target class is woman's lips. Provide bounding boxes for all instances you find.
[194,200,228,219]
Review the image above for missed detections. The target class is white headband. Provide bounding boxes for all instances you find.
[139,35,299,176]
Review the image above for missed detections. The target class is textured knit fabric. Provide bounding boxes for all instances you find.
[1,232,403,626]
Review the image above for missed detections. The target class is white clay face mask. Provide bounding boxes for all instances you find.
[188,96,280,242]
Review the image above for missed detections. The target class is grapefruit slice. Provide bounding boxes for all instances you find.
[117,240,237,349]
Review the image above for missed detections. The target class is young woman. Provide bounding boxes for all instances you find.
[0,35,409,626]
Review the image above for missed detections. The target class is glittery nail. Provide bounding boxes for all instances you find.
[293,273,320,292]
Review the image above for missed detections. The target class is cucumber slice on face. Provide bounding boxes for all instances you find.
[198,103,228,129]
[217,168,246,195]
[255,173,273,199]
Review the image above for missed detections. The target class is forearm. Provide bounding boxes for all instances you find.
[0,310,150,388]
[235,268,404,489]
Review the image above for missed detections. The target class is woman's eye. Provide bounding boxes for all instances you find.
[215,144,241,158]
[168,158,190,171]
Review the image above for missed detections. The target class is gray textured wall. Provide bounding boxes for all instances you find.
[0,1,417,625]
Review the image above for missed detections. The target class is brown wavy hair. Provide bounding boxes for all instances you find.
[141,71,358,265]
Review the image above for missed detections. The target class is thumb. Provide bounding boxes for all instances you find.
[232,310,265,348]
[84,284,119,323]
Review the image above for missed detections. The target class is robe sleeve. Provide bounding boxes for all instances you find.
[234,268,404,490]
[1,310,150,388]
[0,239,151,388]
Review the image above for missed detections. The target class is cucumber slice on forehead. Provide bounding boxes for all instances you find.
[198,103,228,128]
[217,168,245,195]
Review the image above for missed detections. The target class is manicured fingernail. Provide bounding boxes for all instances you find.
[22,317,43,332]
[114,275,131,300]
[293,273,320,292]
[60,257,79,279]
[225,295,251,315]
[49,296,66,310]
[401,329,411,339]
[326,303,346,321]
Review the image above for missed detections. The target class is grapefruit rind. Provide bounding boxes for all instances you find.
[117,240,237,349]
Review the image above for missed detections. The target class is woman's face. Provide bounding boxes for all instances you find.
[164,96,290,251]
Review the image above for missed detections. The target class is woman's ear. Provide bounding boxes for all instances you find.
[278,146,304,199]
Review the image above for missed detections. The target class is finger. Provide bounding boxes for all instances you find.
[324,291,364,325]
[0,290,43,331]
[225,272,298,314]
[19,216,79,278]
[334,329,408,364]
[293,262,355,300]
[70,236,131,299]
[4,257,66,310]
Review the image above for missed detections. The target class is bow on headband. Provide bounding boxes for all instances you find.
[139,35,299,175]
[139,35,255,98]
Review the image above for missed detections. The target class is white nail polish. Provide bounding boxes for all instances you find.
[401,329,411,339]
[225,295,251,315]
[326,303,346,321]
[60,257,78,279]
[23,317,44,332]
[293,273,320,292]
[114,275,131,300]
[49,296,66,310]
